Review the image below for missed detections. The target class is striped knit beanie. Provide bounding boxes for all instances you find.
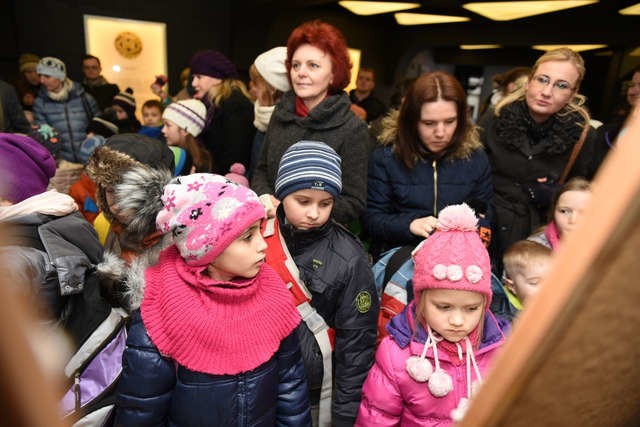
[112,87,136,119]
[162,99,207,137]
[274,140,342,200]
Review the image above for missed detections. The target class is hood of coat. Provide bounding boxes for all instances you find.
[377,107,483,162]
[273,90,354,131]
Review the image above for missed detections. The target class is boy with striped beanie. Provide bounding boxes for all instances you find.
[265,140,379,426]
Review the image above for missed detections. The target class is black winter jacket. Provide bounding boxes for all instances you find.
[252,91,371,225]
[200,88,254,175]
[115,310,311,426]
[478,101,598,262]
[277,206,378,426]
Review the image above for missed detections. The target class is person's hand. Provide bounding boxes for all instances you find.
[409,216,438,238]
[150,82,168,101]
[259,194,281,219]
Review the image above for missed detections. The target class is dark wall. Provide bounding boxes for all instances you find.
[2,0,232,90]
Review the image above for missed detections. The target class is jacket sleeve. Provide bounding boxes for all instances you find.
[465,150,495,226]
[86,92,99,118]
[1,83,30,133]
[332,118,370,225]
[332,252,379,426]
[276,330,312,426]
[115,311,176,427]
[32,96,48,126]
[355,337,403,427]
[364,148,419,246]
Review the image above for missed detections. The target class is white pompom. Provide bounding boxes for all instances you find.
[406,356,433,382]
[450,397,470,422]
[428,369,453,397]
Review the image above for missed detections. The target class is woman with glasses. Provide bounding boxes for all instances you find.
[478,47,598,272]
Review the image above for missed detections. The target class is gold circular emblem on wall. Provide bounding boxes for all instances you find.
[114,31,143,59]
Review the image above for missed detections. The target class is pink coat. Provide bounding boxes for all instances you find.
[356,306,506,427]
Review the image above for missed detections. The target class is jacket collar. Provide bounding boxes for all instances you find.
[276,203,332,254]
[274,90,353,130]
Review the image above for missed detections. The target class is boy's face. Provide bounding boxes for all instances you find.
[142,106,162,127]
[507,258,552,304]
[281,188,334,230]
[112,105,128,121]
[207,221,267,282]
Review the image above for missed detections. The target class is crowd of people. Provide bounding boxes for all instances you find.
[0,17,636,427]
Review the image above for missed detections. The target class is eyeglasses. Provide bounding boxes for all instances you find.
[531,75,574,92]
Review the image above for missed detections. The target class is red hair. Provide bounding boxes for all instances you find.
[286,20,352,94]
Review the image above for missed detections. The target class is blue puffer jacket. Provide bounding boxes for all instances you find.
[33,80,98,162]
[365,118,493,251]
[115,310,312,427]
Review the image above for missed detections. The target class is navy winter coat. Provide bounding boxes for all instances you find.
[365,125,493,251]
[33,81,98,162]
[115,310,311,426]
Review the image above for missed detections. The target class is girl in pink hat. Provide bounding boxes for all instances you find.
[356,203,508,426]
[114,173,311,426]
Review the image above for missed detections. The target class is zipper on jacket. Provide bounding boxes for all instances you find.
[74,373,81,412]
[432,160,438,217]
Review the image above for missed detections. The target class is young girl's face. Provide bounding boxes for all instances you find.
[142,106,162,127]
[162,119,188,146]
[207,221,266,282]
[554,190,591,238]
[421,289,485,343]
[281,189,334,230]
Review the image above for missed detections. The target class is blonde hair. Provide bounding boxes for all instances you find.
[503,240,553,280]
[206,78,252,107]
[495,47,590,124]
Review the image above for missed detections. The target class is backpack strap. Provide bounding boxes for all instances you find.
[382,245,415,289]
[262,218,334,426]
[559,124,589,184]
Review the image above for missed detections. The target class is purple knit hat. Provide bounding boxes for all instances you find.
[0,133,57,203]
[189,50,238,79]
[156,173,265,266]
[413,203,492,305]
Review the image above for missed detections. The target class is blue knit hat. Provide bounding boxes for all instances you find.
[274,141,342,200]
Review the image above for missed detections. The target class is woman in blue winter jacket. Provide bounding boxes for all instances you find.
[364,71,493,258]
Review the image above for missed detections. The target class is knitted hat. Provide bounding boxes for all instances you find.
[19,53,40,72]
[0,133,57,203]
[156,173,265,266]
[87,111,119,138]
[189,50,238,80]
[36,56,66,81]
[225,163,249,187]
[86,134,175,228]
[274,140,342,200]
[413,203,492,305]
[112,87,136,119]
[254,46,291,93]
[162,99,207,137]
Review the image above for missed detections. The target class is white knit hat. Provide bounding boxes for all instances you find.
[162,99,207,137]
[36,56,66,81]
[254,46,291,93]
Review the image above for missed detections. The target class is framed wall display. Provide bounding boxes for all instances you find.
[84,15,167,119]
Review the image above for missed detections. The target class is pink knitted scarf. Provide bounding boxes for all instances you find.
[544,220,561,250]
[141,245,301,375]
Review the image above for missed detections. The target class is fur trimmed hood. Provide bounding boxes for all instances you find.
[376,108,483,162]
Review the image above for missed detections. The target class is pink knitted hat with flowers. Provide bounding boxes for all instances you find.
[413,203,492,305]
[156,173,265,266]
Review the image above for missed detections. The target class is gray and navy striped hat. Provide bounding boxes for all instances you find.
[274,140,342,200]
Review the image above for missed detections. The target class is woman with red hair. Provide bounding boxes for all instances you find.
[251,20,371,226]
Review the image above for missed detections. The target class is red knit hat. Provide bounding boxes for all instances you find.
[413,203,492,305]
[141,246,301,375]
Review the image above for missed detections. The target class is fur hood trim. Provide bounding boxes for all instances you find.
[377,108,483,161]
[113,166,173,243]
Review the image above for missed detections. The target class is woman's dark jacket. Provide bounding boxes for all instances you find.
[365,116,493,251]
[251,90,371,225]
[115,310,311,426]
[200,88,254,175]
[478,100,598,260]
[277,206,378,426]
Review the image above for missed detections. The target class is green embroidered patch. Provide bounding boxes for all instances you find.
[356,291,372,314]
[312,259,323,270]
